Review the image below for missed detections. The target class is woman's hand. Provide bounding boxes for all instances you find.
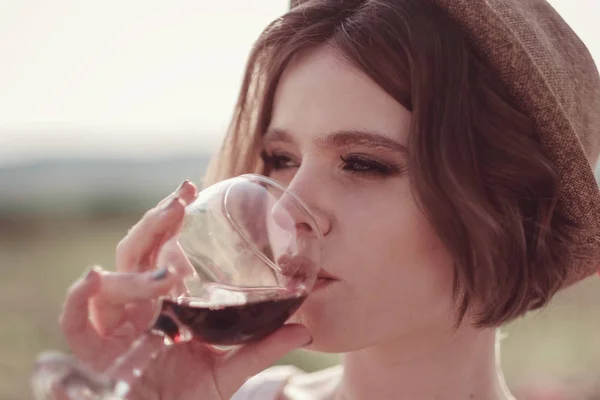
[40,181,312,400]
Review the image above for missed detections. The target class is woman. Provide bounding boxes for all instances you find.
[42,0,600,399]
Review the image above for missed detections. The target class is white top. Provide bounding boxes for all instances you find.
[231,365,344,400]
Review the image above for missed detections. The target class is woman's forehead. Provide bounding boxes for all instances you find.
[269,46,412,146]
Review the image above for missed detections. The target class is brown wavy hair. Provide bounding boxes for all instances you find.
[204,0,582,327]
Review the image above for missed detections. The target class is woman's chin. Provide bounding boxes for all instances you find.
[286,312,349,352]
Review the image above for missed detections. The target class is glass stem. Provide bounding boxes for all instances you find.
[105,330,170,398]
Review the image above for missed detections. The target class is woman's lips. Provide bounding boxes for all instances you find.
[313,277,337,291]
[276,256,339,291]
[314,269,339,291]
[316,268,338,280]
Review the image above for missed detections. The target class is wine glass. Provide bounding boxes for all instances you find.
[31,173,323,400]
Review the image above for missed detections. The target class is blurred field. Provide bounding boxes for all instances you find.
[2,212,600,399]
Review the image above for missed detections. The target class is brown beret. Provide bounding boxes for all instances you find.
[430,0,600,285]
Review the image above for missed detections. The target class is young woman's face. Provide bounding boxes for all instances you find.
[262,45,457,352]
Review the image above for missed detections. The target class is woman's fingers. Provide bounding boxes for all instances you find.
[123,301,160,334]
[157,180,198,208]
[215,324,312,394]
[97,268,179,303]
[59,268,103,353]
[115,180,198,274]
[156,237,197,289]
[89,268,180,336]
[115,196,185,273]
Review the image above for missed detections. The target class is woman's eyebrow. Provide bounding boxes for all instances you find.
[263,128,297,145]
[264,128,407,155]
[318,130,408,154]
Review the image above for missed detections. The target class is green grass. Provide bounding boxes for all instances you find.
[2,215,600,399]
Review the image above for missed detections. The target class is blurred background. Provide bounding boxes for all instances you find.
[1,1,600,399]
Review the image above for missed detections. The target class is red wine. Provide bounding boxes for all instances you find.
[152,286,306,346]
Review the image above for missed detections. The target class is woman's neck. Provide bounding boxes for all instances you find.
[336,328,514,400]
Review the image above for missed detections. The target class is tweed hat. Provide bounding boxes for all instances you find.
[289,0,600,286]
[429,0,600,286]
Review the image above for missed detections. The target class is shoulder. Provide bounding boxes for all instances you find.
[283,364,343,400]
[231,364,343,400]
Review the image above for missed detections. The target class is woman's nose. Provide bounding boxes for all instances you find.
[271,177,331,238]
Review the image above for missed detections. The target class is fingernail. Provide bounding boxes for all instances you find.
[81,266,100,280]
[161,196,180,212]
[176,180,190,192]
[150,268,169,281]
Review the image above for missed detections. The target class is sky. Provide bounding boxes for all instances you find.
[0,0,598,165]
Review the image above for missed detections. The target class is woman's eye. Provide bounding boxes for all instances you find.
[339,155,404,176]
[261,151,299,170]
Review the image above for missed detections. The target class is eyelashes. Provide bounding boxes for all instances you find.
[261,151,406,177]
[260,151,299,170]
[338,155,405,176]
